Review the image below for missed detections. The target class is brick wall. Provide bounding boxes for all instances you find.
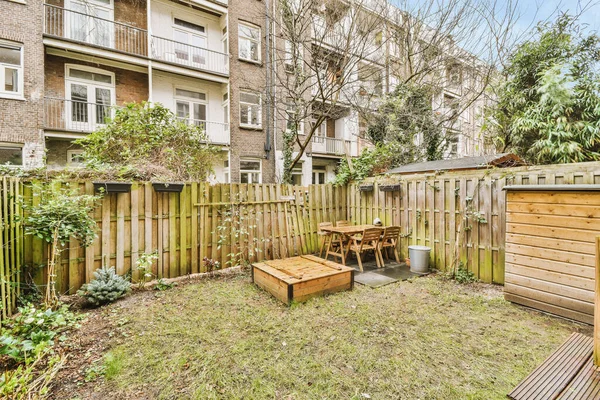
[0,0,45,166]
[45,55,149,105]
[228,0,275,183]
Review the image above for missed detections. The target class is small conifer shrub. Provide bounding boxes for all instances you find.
[77,267,131,306]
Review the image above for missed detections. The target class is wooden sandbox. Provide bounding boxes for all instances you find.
[251,255,354,304]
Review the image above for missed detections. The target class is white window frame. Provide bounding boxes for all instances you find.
[64,64,116,131]
[65,0,115,48]
[291,163,303,185]
[174,86,208,127]
[286,99,304,135]
[0,41,24,99]
[284,39,302,73]
[67,149,85,166]
[222,91,229,132]
[312,166,326,184]
[172,17,208,67]
[223,158,230,183]
[238,23,261,63]
[239,158,262,183]
[239,90,262,129]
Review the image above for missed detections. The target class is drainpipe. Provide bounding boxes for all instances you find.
[264,0,273,159]
[147,0,153,102]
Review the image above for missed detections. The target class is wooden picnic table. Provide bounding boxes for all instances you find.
[321,224,376,265]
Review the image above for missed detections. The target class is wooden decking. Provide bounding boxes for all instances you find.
[508,333,600,400]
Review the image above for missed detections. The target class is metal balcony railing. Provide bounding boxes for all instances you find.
[44,97,116,133]
[44,4,148,57]
[177,118,230,145]
[312,136,351,155]
[151,36,229,75]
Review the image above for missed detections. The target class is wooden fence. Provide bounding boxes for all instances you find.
[348,161,600,284]
[0,177,23,319]
[23,182,347,295]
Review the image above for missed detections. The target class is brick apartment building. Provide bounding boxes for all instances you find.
[0,0,489,184]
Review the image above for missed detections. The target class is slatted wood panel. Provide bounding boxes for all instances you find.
[23,182,345,294]
[0,178,23,321]
[348,161,600,284]
[505,189,600,324]
[508,332,593,400]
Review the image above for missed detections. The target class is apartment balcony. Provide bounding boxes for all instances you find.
[177,118,230,145]
[43,4,147,58]
[45,98,230,145]
[44,97,116,134]
[312,136,354,157]
[150,36,229,76]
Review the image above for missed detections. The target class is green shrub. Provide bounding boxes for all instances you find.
[454,267,478,284]
[77,267,131,306]
[0,303,80,362]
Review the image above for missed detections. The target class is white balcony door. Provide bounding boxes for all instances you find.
[173,18,207,67]
[67,0,114,47]
[66,66,115,131]
[175,88,208,135]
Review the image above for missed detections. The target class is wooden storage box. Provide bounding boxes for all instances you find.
[252,255,354,304]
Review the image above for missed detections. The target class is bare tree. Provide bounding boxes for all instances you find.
[269,0,393,183]
[267,0,522,182]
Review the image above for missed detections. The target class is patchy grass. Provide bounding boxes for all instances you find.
[54,274,588,400]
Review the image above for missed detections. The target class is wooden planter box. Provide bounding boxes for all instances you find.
[252,255,354,304]
[152,183,184,193]
[93,182,132,193]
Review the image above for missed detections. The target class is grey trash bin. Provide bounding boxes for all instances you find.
[408,245,431,274]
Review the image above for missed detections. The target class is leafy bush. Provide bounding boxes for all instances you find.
[153,279,175,291]
[0,303,80,363]
[24,185,100,306]
[76,102,220,181]
[333,144,395,185]
[454,267,478,284]
[77,267,131,306]
[135,251,159,289]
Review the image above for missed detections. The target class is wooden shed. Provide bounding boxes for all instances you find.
[504,185,600,324]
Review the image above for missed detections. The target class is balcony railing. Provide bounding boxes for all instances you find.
[312,136,351,155]
[177,118,230,145]
[44,4,148,57]
[44,97,117,133]
[151,36,229,76]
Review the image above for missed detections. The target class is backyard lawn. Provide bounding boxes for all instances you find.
[53,272,589,400]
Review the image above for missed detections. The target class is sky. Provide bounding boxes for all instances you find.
[516,0,600,35]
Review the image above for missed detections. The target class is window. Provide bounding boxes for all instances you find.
[222,92,229,131]
[446,130,459,158]
[291,164,303,185]
[240,159,261,183]
[175,88,207,129]
[284,40,302,73]
[0,42,23,98]
[239,23,260,62]
[67,0,113,47]
[286,99,303,134]
[239,90,261,128]
[0,145,22,166]
[312,166,326,184]
[223,159,230,183]
[67,149,84,165]
[173,17,207,66]
[65,65,115,131]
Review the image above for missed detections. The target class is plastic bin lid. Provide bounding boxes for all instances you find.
[408,245,431,251]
